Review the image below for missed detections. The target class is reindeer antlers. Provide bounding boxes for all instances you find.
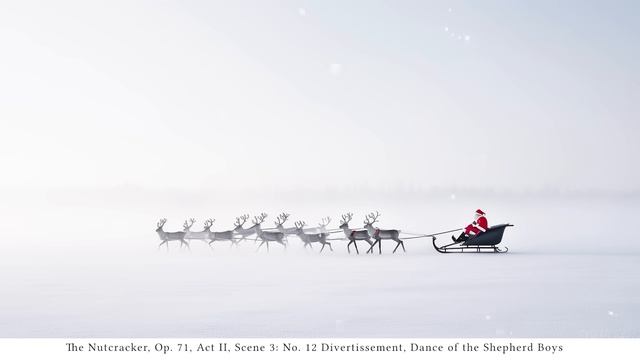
[183,218,196,229]
[275,213,290,226]
[234,214,250,227]
[319,216,332,227]
[204,218,215,228]
[157,218,167,228]
[364,211,381,225]
[294,220,306,229]
[340,213,353,225]
[252,212,268,225]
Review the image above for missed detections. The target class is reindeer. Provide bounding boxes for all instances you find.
[294,221,333,253]
[253,213,286,251]
[338,213,373,254]
[155,218,189,249]
[207,218,238,247]
[274,213,298,242]
[364,211,405,254]
[184,218,213,246]
[233,214,260,244]
[302,216,332,235]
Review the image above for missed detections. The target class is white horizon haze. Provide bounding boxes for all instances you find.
[1,0,638,193]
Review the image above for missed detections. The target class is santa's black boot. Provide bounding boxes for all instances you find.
[452,233,466,243]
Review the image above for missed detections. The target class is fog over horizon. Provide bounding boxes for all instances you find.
[1,0,639,194]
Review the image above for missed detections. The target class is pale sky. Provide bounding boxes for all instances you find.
[1,0,638,192]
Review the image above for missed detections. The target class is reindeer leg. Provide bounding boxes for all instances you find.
[400,240,406,252]
[320,243,325,253]
[158,241,167,250]
[393,241,401,254]
[367,240,375,254]
[328,242,333,251]
[378,238,382,254]
[266,240,270,252]
[353,240,359,254]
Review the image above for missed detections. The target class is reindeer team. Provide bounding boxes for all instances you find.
[155,212,406,254]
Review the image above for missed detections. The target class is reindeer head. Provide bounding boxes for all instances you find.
[274,213,290,228]
[183,218,196,231]
[156,218,167,232]
[233,214,249,229]
[339,213,353,229]
[252,212,268,226]
[294,220,306,233]
[318,216,332,228]
[364,211,380,227]
[203,218,215,231]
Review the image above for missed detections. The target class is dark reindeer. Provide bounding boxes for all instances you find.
[295,221,333,253]
[364,211,405,254]
[155,218,189,249]
[338,212,373,254]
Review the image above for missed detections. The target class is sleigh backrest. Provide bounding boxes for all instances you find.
[463,224,513,246]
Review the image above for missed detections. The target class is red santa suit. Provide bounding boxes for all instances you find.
[465,209,488,235]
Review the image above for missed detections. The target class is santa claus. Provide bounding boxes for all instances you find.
[452,209,489,243]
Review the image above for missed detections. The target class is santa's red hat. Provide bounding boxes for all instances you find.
[475,209,486,216]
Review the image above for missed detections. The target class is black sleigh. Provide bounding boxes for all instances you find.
[432,224,513,253]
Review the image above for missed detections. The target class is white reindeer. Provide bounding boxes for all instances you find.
[253,213,286,251]
[155,218,189,249]
[301,216,332,235]
[294,221,333,253]
[184,218,213,246]
[233,214,260,244]
[274,213,297,243]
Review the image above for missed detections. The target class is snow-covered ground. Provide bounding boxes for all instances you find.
[0,191,638,337]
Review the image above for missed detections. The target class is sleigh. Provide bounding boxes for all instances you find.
[432,224,513,253]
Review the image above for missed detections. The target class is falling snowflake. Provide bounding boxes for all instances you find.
[298,8,307,17]
[444,26,449,32]
[608,310,615,317]
[485,315,492,320]
[329,63,342,75]
[464,35,471,41]
[450,194,456,200]
[448,7,453,13]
